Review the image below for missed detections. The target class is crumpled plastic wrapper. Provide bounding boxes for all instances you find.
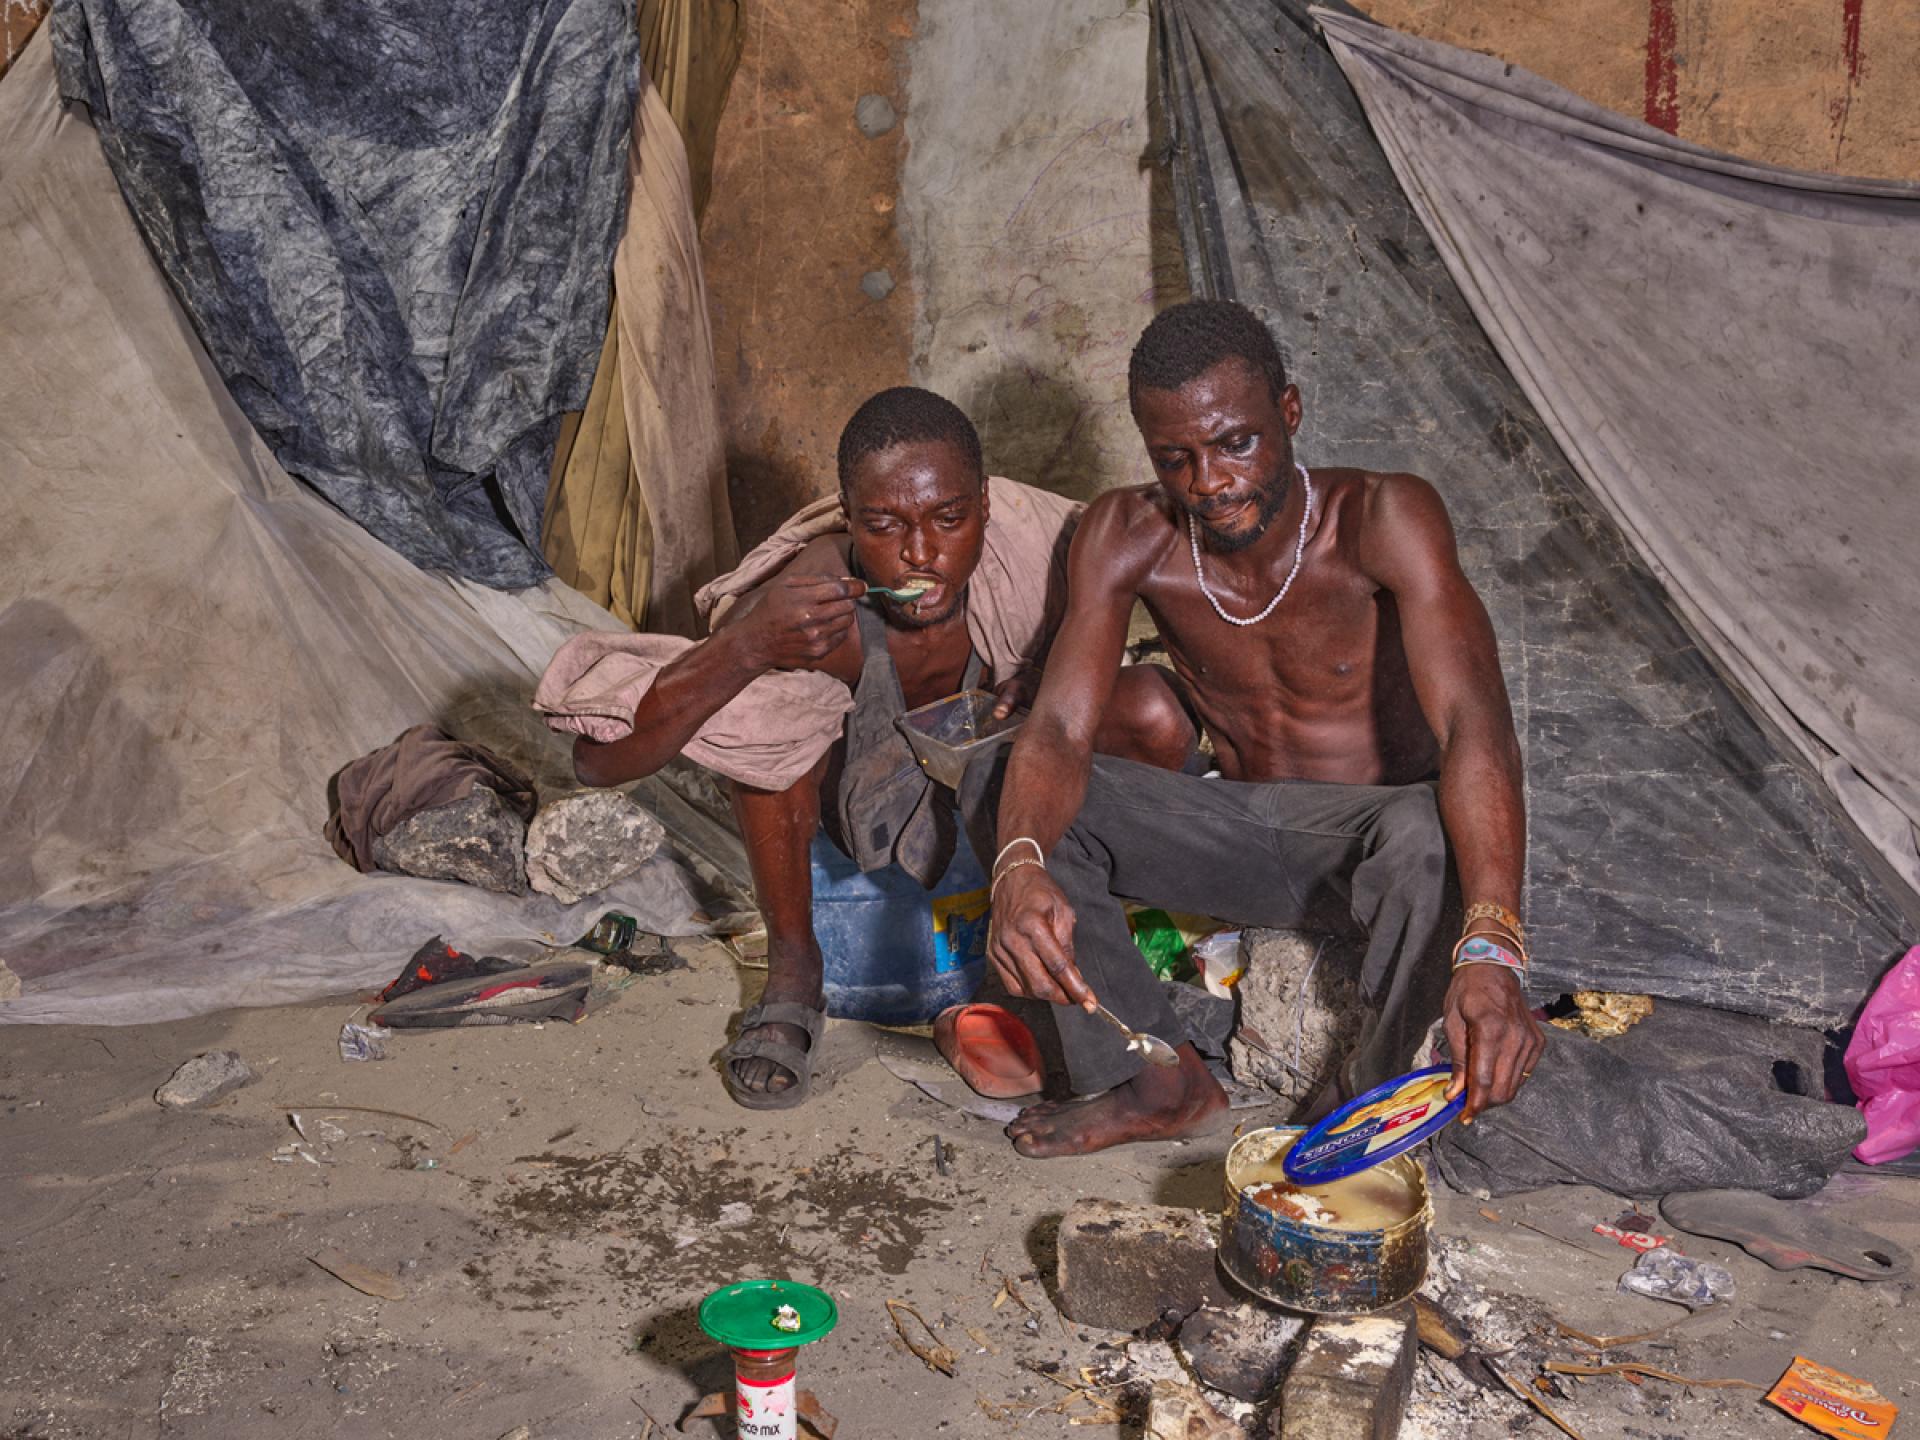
[339,1021,394,1063]
[1619,1246,1736,1308]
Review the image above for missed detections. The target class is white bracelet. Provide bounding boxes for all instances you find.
[989,856,1045,901]
[994,836,1045,872]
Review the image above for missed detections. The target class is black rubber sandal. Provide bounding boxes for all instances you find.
[721,1001,826,1111]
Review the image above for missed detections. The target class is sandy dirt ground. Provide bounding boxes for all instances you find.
[3,942,1914,1439]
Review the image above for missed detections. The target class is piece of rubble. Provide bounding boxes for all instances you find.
[1281,1307,1417,1440]
[1177,1302,1307,1402]
[1145,1380,1248,1440]
[524,790,664,904]
[1229,929,1367,1105]
[1057,1200,1232,1332]
[155,1050,258,1108]
[0,957,21,1003]
[859,268,896,301]
[371,786,528,894]
[854,92,897,137]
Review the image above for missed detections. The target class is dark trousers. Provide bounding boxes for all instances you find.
[960,751,1451,1099]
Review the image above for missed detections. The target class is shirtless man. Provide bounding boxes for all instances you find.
[572,387,1195,1108]
[969,300,1545,1156]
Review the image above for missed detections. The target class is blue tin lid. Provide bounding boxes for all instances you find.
[1282,1064,1463,1184]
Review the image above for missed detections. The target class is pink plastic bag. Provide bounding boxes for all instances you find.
[1844,945,1920,1164]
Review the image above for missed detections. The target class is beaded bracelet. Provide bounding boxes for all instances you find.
[1452,935,1527,974]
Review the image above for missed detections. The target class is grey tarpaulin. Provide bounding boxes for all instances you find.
[1155,0,1913,1024]
[49,0,638,588]
[1316,10,1920,901]
[0,32,745,1026]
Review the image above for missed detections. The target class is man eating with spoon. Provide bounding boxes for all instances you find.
[538,386,1199,1109]
[965,300,1545,1157]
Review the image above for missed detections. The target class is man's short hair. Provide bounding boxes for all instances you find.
[836,387,985,492]
[1128,299,1288,409]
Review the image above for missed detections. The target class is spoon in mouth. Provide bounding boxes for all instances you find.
[1088,1000,1180,1067]
[862,579,934,603]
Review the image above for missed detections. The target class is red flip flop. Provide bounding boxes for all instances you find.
[934,1003,1044,1099]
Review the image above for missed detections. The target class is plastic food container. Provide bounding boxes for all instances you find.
[896,688,1025,789]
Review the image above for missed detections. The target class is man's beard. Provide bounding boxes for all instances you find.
[1178,466,1292,554]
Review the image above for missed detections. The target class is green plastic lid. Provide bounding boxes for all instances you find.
[699,1280,838,1350]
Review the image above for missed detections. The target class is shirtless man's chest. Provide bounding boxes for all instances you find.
[1133,470,1438,786]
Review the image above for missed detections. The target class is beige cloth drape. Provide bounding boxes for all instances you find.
[542,0,742,634]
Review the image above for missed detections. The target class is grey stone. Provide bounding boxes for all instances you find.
[524,790,665,905]
[1145,1381,1248,1440]
[1176,1302,1308,1403]
[854,92,898,138]
[371,786,528,895]
[859,268,896,301]
[1281,1308,1417,1440]
[1056,1199,1232,1333]
[155,1050,258,1109]
[0,958,20,1003]
[1230,928,1368,1107]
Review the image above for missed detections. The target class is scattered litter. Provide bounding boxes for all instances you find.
[1592,1218,1670,1252]
[714,1201,754,1231]
[277,1101,445,1132]
[878,1055,1022,1124]
[1486,1356,1586,1440]
[1619,1247,1736,1308]
[963,1325,999,1356]
[155,1050,258,1108]
[1548,990,1654,1038]
[1766,1356,1899,1439]
[546,1124,579,1145]
[1554,1313,1692,1352]
[1190,930,1245,997]
[315,1119,347,1145]
[1545,1360,1763,1390]
[449,1131,478,1155]
[413,1158,440,1171]
[309,1250,407,1301]
[886,1299,957,1376]
[932,1135,951,1176]
[338,1020,393,1062]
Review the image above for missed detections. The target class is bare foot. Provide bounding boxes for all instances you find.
[729,950,823,1098]
[1005,1044,1227,1157]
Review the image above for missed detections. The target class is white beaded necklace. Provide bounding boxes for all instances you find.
[1189,463,1314,626]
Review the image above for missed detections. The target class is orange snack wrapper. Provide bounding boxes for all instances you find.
[1767,1357,1898,1439]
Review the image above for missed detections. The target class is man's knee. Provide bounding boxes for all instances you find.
[1099,665,1197,771]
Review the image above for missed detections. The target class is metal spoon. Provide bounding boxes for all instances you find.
[863,580,933,603]
[1089,1000,1180,1067]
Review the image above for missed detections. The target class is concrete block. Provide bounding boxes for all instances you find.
[1230,929,1367,1107]
[1177,1301,1308,1402]
[1280,1307,1417,1440]
[1056,1200,1232,1333]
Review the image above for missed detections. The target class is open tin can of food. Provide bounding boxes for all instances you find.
[1219,1126,1433,1315]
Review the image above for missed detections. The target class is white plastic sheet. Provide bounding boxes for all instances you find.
[0,34,732,1025]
